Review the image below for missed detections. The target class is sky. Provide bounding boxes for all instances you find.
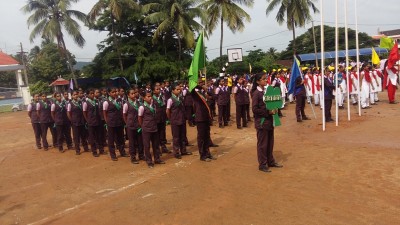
[0,0,398,62]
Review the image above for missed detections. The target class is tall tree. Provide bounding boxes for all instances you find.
[143,0,204,62]
[266,0,318,55]
[199,0,254,66]
[88,0,138,71]
[22,0,88,85]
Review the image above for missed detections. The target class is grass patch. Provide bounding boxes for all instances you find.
[0,105,13,113]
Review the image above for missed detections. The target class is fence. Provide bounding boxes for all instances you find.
[0,87,24,112]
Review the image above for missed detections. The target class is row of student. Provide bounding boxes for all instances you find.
[27,83,221,168]
[291,62,399,123]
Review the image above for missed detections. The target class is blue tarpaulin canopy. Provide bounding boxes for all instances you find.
[298,47,388,61]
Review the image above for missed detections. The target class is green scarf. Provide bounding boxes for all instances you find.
[128,99,138,110]
[152,95,164,107]
[144,101,155,114]
[108,96,121,110]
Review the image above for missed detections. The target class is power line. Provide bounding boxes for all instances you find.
[206,30,290,52]
[314,20,399,27]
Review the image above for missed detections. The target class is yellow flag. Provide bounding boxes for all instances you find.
[249,63,252,73]
[371,47,380,65]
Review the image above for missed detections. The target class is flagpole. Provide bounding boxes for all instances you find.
[355,0,361,116]
[320,0,326,131]
[334,0,339,126]
[345,0,351,121]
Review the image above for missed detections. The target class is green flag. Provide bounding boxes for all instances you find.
[188,32,205,92]
[380,37,394,49]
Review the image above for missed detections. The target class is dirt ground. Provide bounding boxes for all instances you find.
[0,92,399,225]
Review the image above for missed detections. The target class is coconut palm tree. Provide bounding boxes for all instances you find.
[199,0,254,66]
[143,0,204,61]
[22,0,88,84]
[88,0,138,71]
[266,0,318,55]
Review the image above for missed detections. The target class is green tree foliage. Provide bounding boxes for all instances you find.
[279,25,375,60]
[0,71,17,88]
[206,49,281,77]
[85,0,194,83]
[29,80,52,95]
[199,0,254,66]
[143,0,204,61]
[88,0,139,71]
[29,42,75,83]
[266,0,319,54]
[22,0,88,82]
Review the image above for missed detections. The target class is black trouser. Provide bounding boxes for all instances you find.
[99,120,107,146]
[244,104,251,121]
[256,128,275,168]
[72,125,89,153]
[295,95,306,119]
[227,99,231,121]
[218,104,228,125]
[196,121,211,159]
[127,128,143,159]
[208,101,216,118]
[63,123,73,148]
[107,126,125,158]
[236,104,247,128]
[142,131,160,164]
[185,105,195,125]
[171,124,187,155]
[157,122,167,149]
[325,99,333,121]
[56,124,72,151]
[40,122,56,149]
[88,125,103,153]
[32,123,42,148]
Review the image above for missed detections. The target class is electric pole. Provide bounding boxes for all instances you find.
[17,42,29,86]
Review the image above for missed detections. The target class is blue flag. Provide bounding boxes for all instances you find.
[288,59,301,95]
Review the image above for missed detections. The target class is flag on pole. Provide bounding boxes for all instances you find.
[188,32,205,92]
[379,37,394,49]
[134,72,138,82]
[387,42,399,70]
[288,58,302,94]
[371,47,380,65]
[249,63,252,73]
[69,79,74,91]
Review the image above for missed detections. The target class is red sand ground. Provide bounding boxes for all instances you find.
[0,92,399,225]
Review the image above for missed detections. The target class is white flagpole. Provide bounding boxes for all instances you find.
[355,0,361,116]
[335,0,339,126]
[345,0,351,121]
[321,0,326,131]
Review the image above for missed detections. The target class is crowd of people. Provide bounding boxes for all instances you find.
[27,60,398,172]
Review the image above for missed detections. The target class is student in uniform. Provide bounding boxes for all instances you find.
[324,68,335,122]
[206,79,216,119]
[182,83,195,127]
[37,92,57,151]
[360,65,373,109]
[99,88,108,147]
[251,73,282,173]
[123,87,142,164]
[138,90,165,168]
[60,91,73,149]
[28,93,42,149]
[67,91,89,155]
[152,85,171,155]
[215,79,230,128]
[83,89,104,157]
[243,79,252,122]
[166,83,192,159]
[103,87,128,161]
[192,78,216,162]
[294,75,310,122]
[232,76,247,129]
[51,92,72,153]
